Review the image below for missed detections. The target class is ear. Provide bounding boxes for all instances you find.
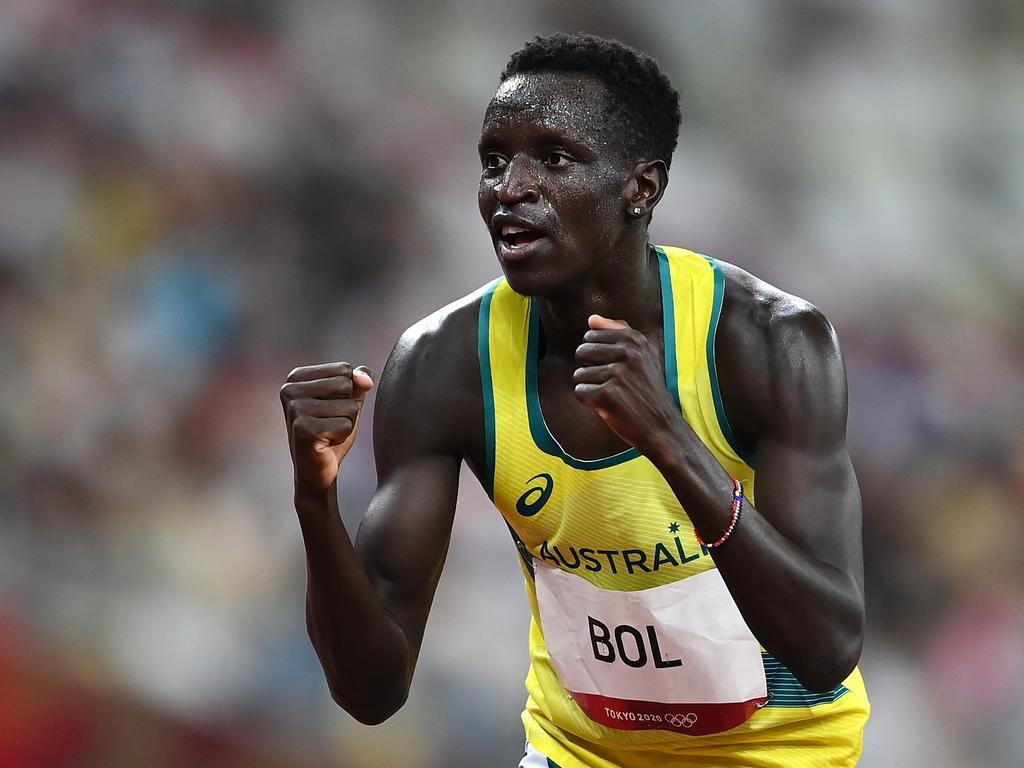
[624,160,668,219]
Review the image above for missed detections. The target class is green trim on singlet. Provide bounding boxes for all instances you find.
[478,280,500,499]
[654,246,682,412]
[524,249,679,471]
[481,280,535,575]
[761,652,851,708]
[546,758,563,768]
[525,300,641,470]
[704,257,758,468]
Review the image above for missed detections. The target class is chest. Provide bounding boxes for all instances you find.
[536,358,630,461]
[535,329,666,462]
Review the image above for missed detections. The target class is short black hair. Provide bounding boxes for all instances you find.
[500,32,682,169]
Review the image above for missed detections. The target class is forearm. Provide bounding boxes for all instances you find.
[295,483,412,723]
[645,427,864,692]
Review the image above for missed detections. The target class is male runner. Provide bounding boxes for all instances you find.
[280,33,869,768]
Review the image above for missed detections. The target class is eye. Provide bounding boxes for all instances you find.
[543,151,574,167]
[483,152,507,171]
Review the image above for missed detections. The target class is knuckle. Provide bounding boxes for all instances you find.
[327,418,353,442]
[292,415,313,439]
[336,377,353,397]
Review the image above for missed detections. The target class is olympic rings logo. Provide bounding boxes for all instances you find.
[664,712,698,728]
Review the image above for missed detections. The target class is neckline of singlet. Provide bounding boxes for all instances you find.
[523,245,681,471]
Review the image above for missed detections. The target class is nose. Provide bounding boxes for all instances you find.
[493,156,540,205]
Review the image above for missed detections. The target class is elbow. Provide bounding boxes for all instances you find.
[797,648,860,694]
[794,622,864,694]
[328,678,409,726]
[313,628,414,725]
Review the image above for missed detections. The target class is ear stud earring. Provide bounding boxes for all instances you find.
[632,206,642,216]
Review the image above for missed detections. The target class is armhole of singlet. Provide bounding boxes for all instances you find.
[477,279,501,500]
[654,246,683,413]
[703,256,758,469]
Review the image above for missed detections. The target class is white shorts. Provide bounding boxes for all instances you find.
[518,741,557,768]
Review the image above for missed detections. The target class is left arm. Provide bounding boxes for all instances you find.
[574,308,863,693]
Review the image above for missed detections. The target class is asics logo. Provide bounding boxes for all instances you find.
[664,712,698,729]
[516,473,553,517]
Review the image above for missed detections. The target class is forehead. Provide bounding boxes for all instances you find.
[481,72,612,142]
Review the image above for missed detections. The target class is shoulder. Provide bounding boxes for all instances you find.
[374,281,495,459]
[387,281,492,378]
[717,260,841,365]
[713,260,847,447]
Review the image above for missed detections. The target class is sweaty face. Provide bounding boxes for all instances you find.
[477,73,634,296]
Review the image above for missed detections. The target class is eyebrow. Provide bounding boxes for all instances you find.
[477,118,599,156]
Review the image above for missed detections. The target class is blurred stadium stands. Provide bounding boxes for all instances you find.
[0,1,1022,766]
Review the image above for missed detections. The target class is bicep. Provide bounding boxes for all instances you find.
[751,307,864,586]
[355,452,460,661]
[351,325,472,661]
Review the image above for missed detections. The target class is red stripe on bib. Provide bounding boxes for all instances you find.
[570,692,768,736]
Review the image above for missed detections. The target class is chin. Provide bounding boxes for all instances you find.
[498,260,561,297]
[493,238,587,298]
[500,269,542,297]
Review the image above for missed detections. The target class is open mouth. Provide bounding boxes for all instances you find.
[499,224,544,249]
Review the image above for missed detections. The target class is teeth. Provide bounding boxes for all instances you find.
[501,224,529,236]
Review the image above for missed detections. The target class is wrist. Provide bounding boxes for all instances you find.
[644,423,736,510]
[293,479,337,515]
[694,477,745,549]
[640,417,692,471]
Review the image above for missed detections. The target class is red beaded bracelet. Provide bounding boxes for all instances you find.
[694,477,744,549]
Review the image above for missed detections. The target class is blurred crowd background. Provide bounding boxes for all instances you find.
[1,1,1022,766]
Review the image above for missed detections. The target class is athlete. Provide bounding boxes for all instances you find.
[280,33,869,768]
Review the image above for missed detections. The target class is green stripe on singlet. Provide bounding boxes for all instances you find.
[479,280,535,578]
[703,256,758,468]
[523,246,681,471]
[762,652,850,707]
[477,280,500,500]
[654,246,682,412]
[525,299,641,470]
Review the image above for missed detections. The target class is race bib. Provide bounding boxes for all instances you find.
[534,560,768,736]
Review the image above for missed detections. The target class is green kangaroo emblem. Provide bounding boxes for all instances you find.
[516,473,554,517]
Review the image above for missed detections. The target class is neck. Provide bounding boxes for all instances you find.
[536,240,662,361]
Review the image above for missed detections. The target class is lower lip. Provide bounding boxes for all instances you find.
[498,235,548,263]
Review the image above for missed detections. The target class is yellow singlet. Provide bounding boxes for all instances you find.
[476,246,869,768]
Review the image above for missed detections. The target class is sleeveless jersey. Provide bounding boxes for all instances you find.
[476,246,869,768]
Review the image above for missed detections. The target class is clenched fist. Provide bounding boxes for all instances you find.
[573,314,682,457]
[280,362,375,494]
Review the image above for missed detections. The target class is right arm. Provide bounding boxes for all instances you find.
[280,306,479,724]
